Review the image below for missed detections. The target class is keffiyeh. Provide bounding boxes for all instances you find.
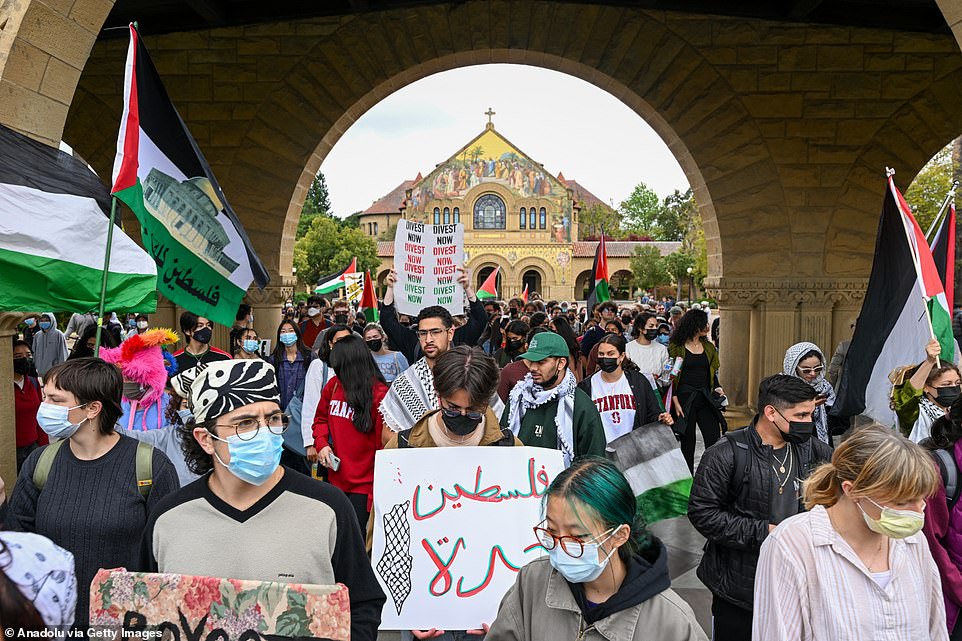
[783,341,836,444]
[187,360,280,423]
[910,395,945,443]
[507,370,578,466]
[380,357,438,433]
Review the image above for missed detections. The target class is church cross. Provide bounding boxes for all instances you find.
[485,107,496,125]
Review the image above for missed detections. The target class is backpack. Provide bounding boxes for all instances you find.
[33,439,154,498]
[397,425,515,448]
[725,428,816,500]
[932,448,962,510]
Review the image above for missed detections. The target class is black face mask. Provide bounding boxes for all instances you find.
[935,385,962,408]
[334,314,349,325]
[775,408,814,444]
[506,338,524,353]
[441,410,483,436]
[509,308,519,317]
[192,327,212,344]
[123,381,147,400]
[644,329,659,341]
[13,358,31,375]
[540,365,563,389]
[367,339,383,352]
[597,357,620,374]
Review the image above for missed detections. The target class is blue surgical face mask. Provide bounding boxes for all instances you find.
[36,402,87,439]
[24,318,36,328]
[39,321,52,331]
[208,427,283,486]
[656,335,670,346]
[242,339,260,354]
[278,332,298,346]
[547,527,620,583]
[176,408,193,425]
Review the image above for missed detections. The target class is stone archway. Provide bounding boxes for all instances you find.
[574,269,593,301]
[610,269,634,300]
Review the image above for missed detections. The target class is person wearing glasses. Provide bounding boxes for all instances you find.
[487,457,706,641]
[137,360,385,641]
[783,342,836,445]
[368,346,519,641]
[893,337,962,442]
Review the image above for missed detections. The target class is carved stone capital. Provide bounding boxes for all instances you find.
[705,278,868,308]
[245,284,295,307]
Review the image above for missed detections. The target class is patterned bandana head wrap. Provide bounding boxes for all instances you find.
[185,360,280,423]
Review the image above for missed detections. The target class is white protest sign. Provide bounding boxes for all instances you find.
[393,220,465,317]
[371,446,565,630]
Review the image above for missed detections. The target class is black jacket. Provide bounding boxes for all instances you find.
[378,298,489,365]
[686,418,833,611]
[577,369,662,430]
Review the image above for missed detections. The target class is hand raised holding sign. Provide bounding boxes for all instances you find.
[457,267,477,302]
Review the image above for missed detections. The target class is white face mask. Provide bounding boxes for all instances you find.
[136,321,149,330]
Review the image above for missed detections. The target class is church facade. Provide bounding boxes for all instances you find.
[357,119,679,302]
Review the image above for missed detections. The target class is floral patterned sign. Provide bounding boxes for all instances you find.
[89,569,350,640]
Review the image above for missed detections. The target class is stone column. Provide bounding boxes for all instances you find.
[0,312,24,492]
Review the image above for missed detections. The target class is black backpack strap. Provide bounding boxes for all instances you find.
[491,427,515,446]
[726,429,751,500]
[933,448,962,509]
[397,428,413,449]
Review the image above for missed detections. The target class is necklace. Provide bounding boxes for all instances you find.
[773,446,790,474]
[771,446,794,495]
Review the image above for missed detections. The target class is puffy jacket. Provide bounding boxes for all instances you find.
[487,545,707,641]
[687,418,832,610]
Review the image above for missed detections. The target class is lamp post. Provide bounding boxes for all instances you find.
[686,267,693,304]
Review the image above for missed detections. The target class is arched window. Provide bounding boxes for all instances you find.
[529,208,537,229]
[453,207,460,224]
[443,207,450,225]
[520,207,527,229]
[433,207,440,225]
[373,222,379,236]
[539,207,547,229]
[473,193,506,229]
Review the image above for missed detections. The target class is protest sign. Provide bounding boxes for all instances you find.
[371,446,565,630]
[393,220,465,317]
[89,569,350,640]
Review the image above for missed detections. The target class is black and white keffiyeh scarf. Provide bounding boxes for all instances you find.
[507,370,578,466]
[783,341,835,444]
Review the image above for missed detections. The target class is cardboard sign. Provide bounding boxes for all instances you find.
[371,446,565,630]
[393,220,465,316]
[89,569,350,640]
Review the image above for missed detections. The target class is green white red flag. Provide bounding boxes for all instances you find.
[358,270,379,323]
[586,235,610,313]
[476,266,499,300]
[111,24,269,327]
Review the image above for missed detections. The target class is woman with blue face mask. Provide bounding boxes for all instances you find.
[754,424,945,640]
[487,458,707,641]
[4,358,179,630]
[233,328,263,360]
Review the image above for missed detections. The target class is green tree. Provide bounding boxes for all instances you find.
[341,211,362,229]
[906,142,954,233]
[663,251,696,301]
[296,172,333,239]
[579,203,622,240]
[378,222,398,241]
[293,215,380,287]
[659,189,696,242]
[629,245,670,292]
[619,182,661,236]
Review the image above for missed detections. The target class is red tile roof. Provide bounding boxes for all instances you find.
[362,179,416,215]
[564,179,611,211]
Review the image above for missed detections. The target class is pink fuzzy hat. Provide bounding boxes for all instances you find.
[100,329,179,407]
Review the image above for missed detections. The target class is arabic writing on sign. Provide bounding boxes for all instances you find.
[149,233,222,306]
[421,538,545,598]
[412,458,551,521]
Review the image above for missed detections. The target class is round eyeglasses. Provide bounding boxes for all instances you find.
[210,412,289,441]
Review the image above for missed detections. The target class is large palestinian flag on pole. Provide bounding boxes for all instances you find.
[111,25,269,327]
[358,270,379,323]
[0,124,156,312]
[833,177,954,424]
[931,203,956,312]
[585,236,610,313]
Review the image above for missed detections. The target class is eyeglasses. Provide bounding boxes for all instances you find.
[210,412,289,441]
[797,366,824,375]
[533,521,615,558]
[416,328,446,339]
[439,403,483,421]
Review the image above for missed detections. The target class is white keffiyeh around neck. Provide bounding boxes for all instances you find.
[911,395,946,443]
[507,370,578,466]
[380,357,437,433]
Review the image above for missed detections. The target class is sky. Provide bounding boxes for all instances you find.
[321,64,690,218]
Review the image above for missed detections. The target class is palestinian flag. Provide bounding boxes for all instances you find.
[585,236,610,313]
[358,270,379,323]
[833,177,953,425]
[520,283,529,304]
[111,25,269,327]
[931,203,956,312]
[315,257,356,295]
[476,266,499,300]
[0,123,156,312]
[606,421,692,524]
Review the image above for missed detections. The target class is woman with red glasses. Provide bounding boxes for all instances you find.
[487,457,706,641]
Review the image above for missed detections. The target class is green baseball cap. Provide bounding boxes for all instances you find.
[518,331,569,362]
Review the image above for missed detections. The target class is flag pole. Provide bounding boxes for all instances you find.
[93,196,118,353]
[924,181,959,242]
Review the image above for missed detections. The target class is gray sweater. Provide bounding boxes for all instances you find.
[5,436,179,628]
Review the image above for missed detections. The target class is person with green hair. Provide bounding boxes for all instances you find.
[486,457,707,641]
